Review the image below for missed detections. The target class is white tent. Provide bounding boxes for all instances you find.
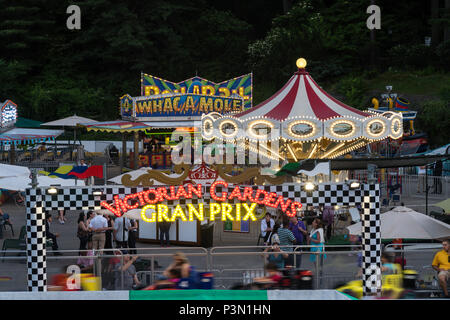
[0,164,84,191]
[0,163,30,178]
[347,206,450,240]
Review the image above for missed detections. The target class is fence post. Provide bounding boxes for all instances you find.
[151,256,155,285]
[315,252,320,289]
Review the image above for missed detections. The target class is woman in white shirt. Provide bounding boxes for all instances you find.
[260,213,275,245]
[308,218,327,262]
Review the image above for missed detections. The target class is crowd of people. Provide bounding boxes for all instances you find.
[260,210,327,272]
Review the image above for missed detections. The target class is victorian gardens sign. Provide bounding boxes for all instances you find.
[100,182,302,223]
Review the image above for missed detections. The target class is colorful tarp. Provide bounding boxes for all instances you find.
[40,165,103,179]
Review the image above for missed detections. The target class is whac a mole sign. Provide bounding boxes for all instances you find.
[120,74,252,121]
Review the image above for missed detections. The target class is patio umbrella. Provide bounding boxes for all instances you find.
[347,206,450,240]
[433,198,450,214]
[41,114,98,142]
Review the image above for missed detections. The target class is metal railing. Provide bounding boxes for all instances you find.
[0,244,442,291]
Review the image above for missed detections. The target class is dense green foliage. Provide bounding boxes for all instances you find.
[0,0,448,146]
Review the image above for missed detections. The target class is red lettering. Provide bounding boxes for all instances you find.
[228,185,243,201]
[143,189,161,204]
[101,195,128,217]
[123,194,139,210]
[157,187,173,201]
[210,181,228,202]
[242,187,255,202]
[253,189,269,205]
[175,185,188,199]
[264,192,278,208]
[169,186,176,199]
[187,184,203,199]
[274,195,292,213]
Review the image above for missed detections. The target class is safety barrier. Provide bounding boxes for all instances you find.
[0,244,442,292]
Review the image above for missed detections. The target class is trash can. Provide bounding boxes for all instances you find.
[200,222,215,248]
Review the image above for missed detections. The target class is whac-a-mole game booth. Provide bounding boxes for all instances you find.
[25,59,404,296]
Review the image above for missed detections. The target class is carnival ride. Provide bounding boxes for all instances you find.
[369,87,428,157]
[335,265,419,299]
[201,59,404,162]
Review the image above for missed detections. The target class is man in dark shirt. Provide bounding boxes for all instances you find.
[289,215,308,269]
[278,218,296,268]
[45,213,62,256]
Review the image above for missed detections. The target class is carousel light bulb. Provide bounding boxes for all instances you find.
[296,58,307,69]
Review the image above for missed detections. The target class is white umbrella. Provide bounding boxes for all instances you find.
[347,206,450,240]
[42,114,97,127]
[41,114,98,142]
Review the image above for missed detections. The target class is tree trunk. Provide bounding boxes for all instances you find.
[431,0,441,46]
[444,0,450,42]
[283,0,293,14]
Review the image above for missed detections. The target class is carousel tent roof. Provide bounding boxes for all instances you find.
[235,69,370,121]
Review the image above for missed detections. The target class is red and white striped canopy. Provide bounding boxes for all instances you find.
[236,69,370,121]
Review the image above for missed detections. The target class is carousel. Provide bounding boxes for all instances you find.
[201,58,404,161]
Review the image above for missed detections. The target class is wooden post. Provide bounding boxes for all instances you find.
[134,131,139,169]
[121,133,127,172]
[10,143,15,165]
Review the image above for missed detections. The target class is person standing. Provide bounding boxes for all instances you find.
[288,215,308,269]
[127,219,138,254]
[89,212,109,251]
[260,212,275,246]
[277,217,296,268]
[45,213,62,256]
[159,221,171,247]
[104,215,115,254]
[114,215,131,249]
[308,218,326,263]
[77,212,89,255]
[432,239,450,297]
[58,209,66,224]
[114,254,141,290]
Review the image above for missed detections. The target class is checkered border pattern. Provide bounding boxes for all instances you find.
[26,187,102,212]
[25,183,380,292]
[25,189,47,292]
[361,184,381,296]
